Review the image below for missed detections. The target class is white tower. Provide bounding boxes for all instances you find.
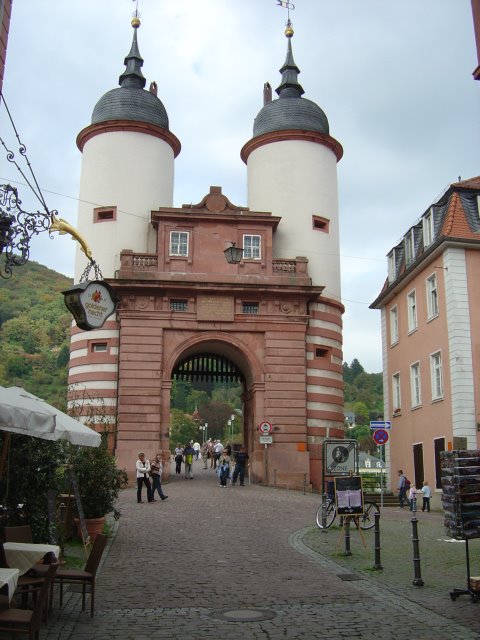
[74,16,180,281]
[241,22,344,473]
[69,16,180,426]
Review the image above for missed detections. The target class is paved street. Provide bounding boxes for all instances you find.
[41,458,480,639]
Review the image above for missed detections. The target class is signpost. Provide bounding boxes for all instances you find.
[370,420,391,430]
[324,439,358,475]
[258,421,273,435]
[373,429,389,446]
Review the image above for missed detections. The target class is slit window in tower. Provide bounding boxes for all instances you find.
[91,342,108,353]
[315,347,330,359]
[312,215,330,233]
[242,235,261,260]
[170,299,188,312]
[169,231,189,256]
[93,206,117,223]
[242,302,259,315]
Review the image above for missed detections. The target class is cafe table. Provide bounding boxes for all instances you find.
[0,567,19,602]
[3,542,60,576]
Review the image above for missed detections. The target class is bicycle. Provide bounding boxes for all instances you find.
[315,496,380,530]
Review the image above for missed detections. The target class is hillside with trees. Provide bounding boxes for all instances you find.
[343,358,383,453]
[0,258,72,409]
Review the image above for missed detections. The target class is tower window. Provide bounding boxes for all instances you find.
[312,215,330,233]
[169,231,189,257]
[93,207,117,223]
[315,347,330,359]
[91,342,108,353]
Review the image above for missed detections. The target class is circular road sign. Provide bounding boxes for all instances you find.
[258,421,272,435]
[373,428,389,445]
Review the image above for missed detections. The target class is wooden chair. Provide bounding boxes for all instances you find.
[0,563,57,640]
[52,532,107,617]
[3,525,33,543]
[0,542,47,613]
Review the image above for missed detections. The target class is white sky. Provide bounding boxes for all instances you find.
[0,0,478,373]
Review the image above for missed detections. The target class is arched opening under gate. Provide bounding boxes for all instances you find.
[162,338,263,483]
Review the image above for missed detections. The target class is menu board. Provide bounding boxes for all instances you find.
[334,475,364,515]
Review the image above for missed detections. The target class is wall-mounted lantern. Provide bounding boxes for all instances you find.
[224,242,244,264]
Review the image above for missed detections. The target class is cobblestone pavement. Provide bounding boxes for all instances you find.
[32,460,480,639]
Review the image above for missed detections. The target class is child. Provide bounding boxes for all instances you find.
[408,484,417,511]
[421,480,431,512]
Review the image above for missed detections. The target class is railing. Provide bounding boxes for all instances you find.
[272,259,297,272]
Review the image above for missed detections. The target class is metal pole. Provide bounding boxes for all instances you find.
[380,446,384,509]
[274,468,277,488]
[344,518,352,556]
[303,473,307,495]
[321,492,328,531]
[372,511,383,570]
[410,498,424,586]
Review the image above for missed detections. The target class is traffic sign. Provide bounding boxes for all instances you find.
[373,429,389,445]
[259,435,273,444]
[324,439,357,475]
[258,421,272,434]
[370,420,391,430]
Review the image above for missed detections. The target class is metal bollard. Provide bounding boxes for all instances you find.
[303,474,307,495]
[410,498,424,586]
[372,511,383,570]
[344,518,352,556]
[321,493,328,531]
[274,468,276,488]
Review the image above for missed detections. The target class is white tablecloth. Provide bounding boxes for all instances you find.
[0,568,19,601]
[3,542,60,576]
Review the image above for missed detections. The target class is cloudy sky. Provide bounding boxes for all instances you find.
[0,0,478,373]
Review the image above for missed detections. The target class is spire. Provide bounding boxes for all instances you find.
[276,21,304,98]
[118,16,146,89]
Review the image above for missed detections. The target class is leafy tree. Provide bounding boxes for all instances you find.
[169,409,198,447]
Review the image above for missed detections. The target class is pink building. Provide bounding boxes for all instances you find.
[371,177,480,505]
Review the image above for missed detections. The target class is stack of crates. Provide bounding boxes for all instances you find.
[440,450,480,540]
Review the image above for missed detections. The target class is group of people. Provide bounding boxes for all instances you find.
[397,469,431,512]
[135,451,169,503]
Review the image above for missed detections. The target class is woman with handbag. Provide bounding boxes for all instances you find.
[150,451,168,501]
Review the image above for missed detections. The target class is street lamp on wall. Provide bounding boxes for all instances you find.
[224,242,244,264]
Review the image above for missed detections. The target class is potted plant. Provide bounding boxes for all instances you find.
[69,438,128,541]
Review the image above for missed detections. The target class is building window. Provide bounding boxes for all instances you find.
[242,302,259,314]
[426,273,439,319]
[243,235,261,260]
[390,305,399,345]
[315,347,330,359]
[169,231,189,256]
[388,251,396,283]
[91,342,108,353]
[405,229,415,266]
[423,210,434,247]
[392,372,401,413]
[430,351,444,400]
[407,290,417,333]
[312,215,330,233]
[93,206,117,223]
[410,362,421,408]
[170,299,188,312]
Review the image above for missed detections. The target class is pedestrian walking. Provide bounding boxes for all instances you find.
[184,442,195,479]
[421,480,431,512]
[150,451,168,502]
[397,469,410,508]
[136,452,153,503]
[217,449,231,487]
[174,444,184,475]
[408,484,417,511]
[193,441,201,460]
[232,445,249,486]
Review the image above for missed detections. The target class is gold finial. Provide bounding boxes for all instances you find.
[285,19,294,38]
[131,16,141,28]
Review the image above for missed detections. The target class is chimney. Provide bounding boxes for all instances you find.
[263,82,272,105]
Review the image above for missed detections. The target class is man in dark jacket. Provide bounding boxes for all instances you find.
[232,446,249,486]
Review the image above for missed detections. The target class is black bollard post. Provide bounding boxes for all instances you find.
[321,493,328,531]
[303,474,307,495]
[372,511,383,570]
[410,498,424,586]
[344,518,352,556]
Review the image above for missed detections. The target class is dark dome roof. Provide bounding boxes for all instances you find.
[253,96,329,137]
[90,21,170,131]
[92,88,169,129]
[252,34,329,138]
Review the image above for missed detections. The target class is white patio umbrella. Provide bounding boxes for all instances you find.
[0,386,101,447]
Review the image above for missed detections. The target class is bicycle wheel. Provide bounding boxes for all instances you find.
[316,499,336,529]
[359,501,380,530]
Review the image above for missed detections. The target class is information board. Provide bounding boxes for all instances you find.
[334,475,364,515]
